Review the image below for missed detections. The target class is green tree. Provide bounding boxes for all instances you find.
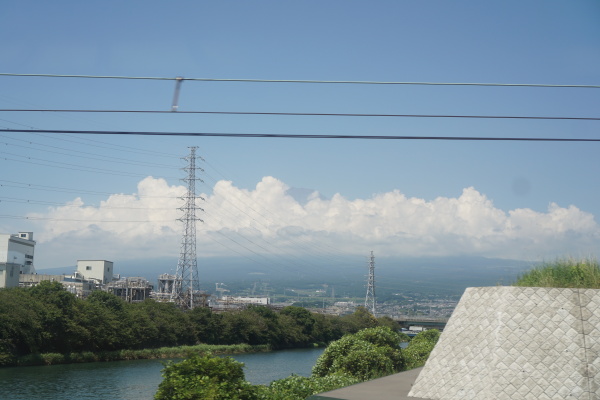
[311,313,343,343]
[220,305,282,346]
[0,288,43,361]
[337,306,378,333]
[354,325,409,348]
[278,306,317,346]
[74,300,124,351]
[312,326,405,380]
[155,354,258,400]
[402,329,440,370]
[126,305,160,349]
[27,281,86,353]
[376,315,401,331]
[188,306,223,345]
[133,300,195,347]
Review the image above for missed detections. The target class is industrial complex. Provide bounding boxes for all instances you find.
[0,230,268,309]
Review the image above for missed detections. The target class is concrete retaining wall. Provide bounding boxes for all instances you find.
[409,286,600,400]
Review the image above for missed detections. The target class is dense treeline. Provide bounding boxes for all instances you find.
[0,281,397,366]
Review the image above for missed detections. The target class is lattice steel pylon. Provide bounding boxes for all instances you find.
[171,146,204,309]
[364,251,376,315]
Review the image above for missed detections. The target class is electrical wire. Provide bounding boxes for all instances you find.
[0,151,181,179]
[0,196,177,210]
[0,136,181,169]
[0,214,174,223]
[2,128,600,141]
[0,117,35,129]
[2,109,598,121]
[1,73,599,88]
[0,179,182,198]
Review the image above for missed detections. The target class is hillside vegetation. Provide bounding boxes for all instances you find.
[513,258,600,288]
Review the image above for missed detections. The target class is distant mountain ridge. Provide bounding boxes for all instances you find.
[37,255,533,296]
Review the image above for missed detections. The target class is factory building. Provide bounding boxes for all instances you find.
[105,277,153,302]
[20,271,96,298]
[0,232,36,288]
[76,260,114,285]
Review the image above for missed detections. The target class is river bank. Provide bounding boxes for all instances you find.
[6,343,274,367]
[0,347,326,400]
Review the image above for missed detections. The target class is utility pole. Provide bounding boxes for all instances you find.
[172,146,204,309]
[364,251,376,315]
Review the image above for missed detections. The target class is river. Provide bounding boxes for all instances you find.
[0,347,325,400]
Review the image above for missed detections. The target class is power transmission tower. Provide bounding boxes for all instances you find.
[364,251,376,315]
[172,146,204,309]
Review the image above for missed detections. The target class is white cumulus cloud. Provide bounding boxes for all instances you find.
[29,176,600,268]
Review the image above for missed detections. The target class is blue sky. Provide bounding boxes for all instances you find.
[1,1,599,270]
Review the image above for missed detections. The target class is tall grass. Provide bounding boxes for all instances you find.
[513,258,600,288]
[13,343,271,367]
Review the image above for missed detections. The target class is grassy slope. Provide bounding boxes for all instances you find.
[513,258,600,289]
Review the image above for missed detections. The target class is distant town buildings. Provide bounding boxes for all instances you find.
[219,295,270,306]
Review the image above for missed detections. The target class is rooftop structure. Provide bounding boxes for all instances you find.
[76,260,114,285]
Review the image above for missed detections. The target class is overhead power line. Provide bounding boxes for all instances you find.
[0,196,176,210]
[1,109,598,121]
[0,214,173,223]
[0,179,182,198]
[0,73,598,88]
[2,128,600,142]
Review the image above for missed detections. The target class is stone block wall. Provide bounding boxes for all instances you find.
[409,286,600,400]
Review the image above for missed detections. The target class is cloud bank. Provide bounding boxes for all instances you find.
[31,176,600,268]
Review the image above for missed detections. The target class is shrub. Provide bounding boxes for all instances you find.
[267,374,360,400]
[402,329,440,370]
[353,325,408,348]
[312,326,405,380]
[155,354,259,400]
[41,352,65,365]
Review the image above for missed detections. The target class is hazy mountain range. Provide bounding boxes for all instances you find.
[38,255,534,298]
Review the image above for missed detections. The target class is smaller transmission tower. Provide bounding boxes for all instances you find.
[172,146,204,309]
[364,251,376,315]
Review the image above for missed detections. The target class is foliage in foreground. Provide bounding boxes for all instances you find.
[513,258,600,289]
[154,327,439,400]
[155,354,258,400]
[265,374,361,400]
[311,326,409,380]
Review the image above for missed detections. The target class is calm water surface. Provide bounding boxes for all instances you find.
[0,347,324,400]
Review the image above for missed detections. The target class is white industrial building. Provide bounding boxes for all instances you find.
[0,232,36,288]
[76,260,114,285]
